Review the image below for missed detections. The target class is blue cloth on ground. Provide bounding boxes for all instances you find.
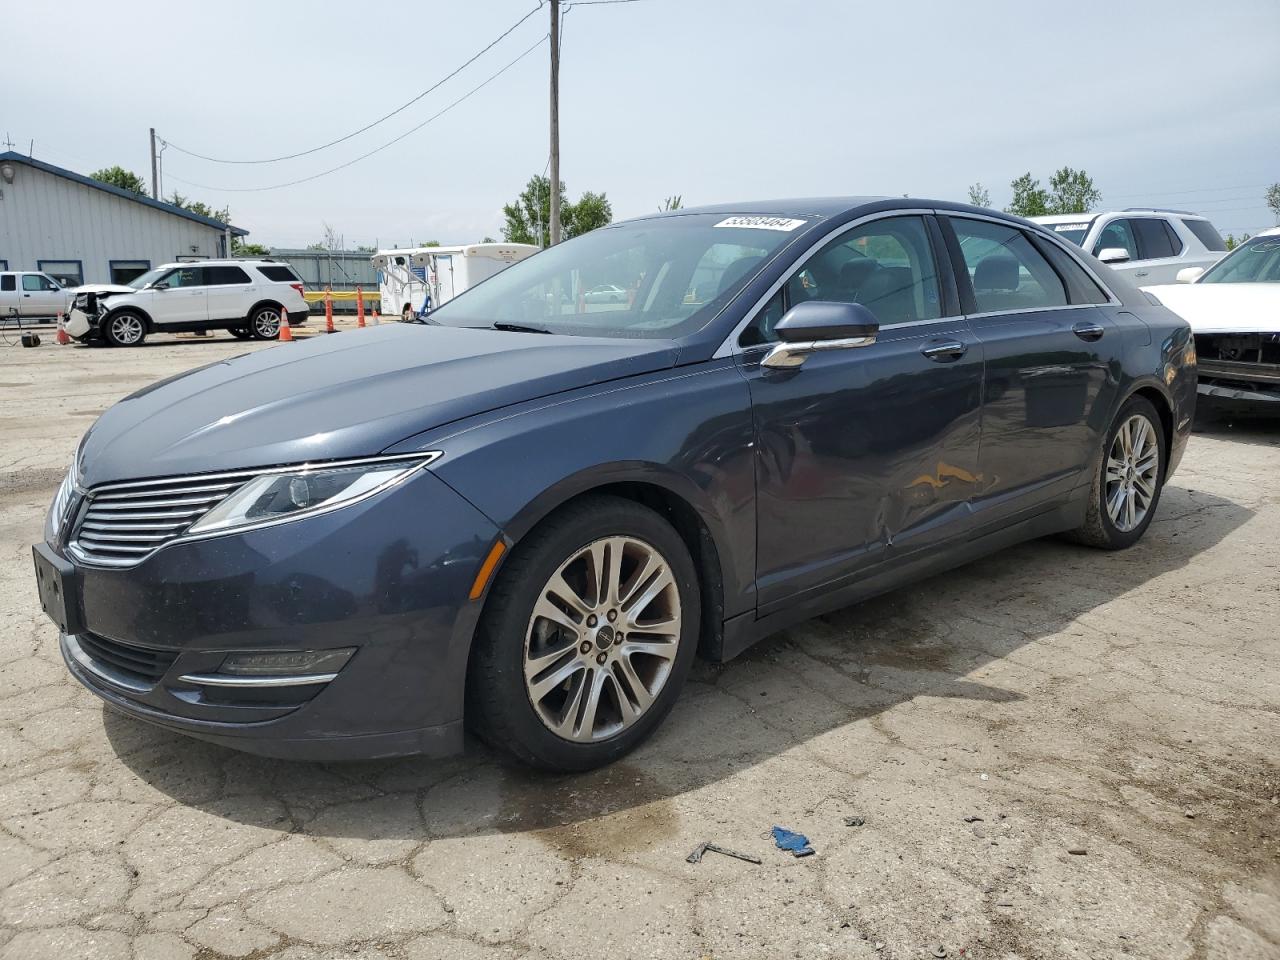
[771,826,814,857]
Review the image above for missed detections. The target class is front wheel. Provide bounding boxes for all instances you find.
[102,312,146,347]
[249,306,282,340]
[1066,395,1166,549]
[468,496,700,771]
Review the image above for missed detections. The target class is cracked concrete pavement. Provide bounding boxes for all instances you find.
[1,332,1277,960]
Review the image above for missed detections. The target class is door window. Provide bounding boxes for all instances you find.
[1036,240,1112,305]
[1,275,16,292]
[110,260,151,284]
[22,274,59,292]
[740,215,941,345]
[951,219,1068,314]
[1131,218,1178,260]
[1092,220,1138,260]
[205,266,252,285]
[159,266,205,288]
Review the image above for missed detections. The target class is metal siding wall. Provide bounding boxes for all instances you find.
[270,250,380,292]
[0,164,226,283]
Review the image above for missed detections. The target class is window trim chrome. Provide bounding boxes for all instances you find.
[177,671,339,688]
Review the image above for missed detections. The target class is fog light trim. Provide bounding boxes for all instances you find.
[176,671,340,688]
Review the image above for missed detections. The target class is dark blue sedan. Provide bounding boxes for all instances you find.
[33,198,1196,771]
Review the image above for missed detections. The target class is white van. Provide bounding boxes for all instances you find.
[373,243,539,321]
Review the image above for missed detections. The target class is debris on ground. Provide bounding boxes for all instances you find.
[963,815,984,823]
[771,826,815,857]
[1067,848,1087,856]
[1184,809,1196,819]
[686,842,762,865]
[843,816,866,827]
[932,945,948,958]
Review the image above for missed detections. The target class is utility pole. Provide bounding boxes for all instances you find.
[548,0,561,246]
[149,128,159,200]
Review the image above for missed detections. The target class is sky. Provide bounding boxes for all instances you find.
[6,0,1279,249]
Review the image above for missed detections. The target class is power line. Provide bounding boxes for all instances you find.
[161,2,545,165]
[1107,182,1269,200]
[164,34,549,193]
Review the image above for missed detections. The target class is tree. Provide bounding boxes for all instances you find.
[1224,233,1251,251]
[1047,166,1101,215]
[91,165,147,194]
[166,191,230,224]
[232,239,270,257]
[501,175,613,247]
[1005,173,1050,218]
[659,195,683,212]
[967,183,990,208]
[1266,183,1280,225]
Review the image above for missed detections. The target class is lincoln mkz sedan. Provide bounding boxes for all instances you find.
[34,199,1196,771]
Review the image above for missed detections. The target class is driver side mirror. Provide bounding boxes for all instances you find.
[1176,266,1205,283]
[152,281,170,290]
[1097,247,1131,265]
[762,301,879,369]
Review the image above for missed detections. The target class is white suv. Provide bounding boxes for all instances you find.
[1029,209,1228,285]
[65,259,310,347]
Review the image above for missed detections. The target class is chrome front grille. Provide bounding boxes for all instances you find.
[70,473,247,567]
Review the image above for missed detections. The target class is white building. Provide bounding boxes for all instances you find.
[0,151,248,287]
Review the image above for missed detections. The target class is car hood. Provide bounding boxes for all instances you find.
[78,324,680,487]
[1143,282,1280,334]
[72,283,137,296]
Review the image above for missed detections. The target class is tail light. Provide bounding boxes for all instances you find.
[290,283,305,297]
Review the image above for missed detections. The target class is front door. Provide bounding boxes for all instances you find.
[943,215,1123,530]
[148,265,209,327]
[738,214,984,614]
[19,273,63,317]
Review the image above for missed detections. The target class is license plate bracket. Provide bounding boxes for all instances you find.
[32,542,84,636]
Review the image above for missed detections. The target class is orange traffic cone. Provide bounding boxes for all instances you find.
[55,312,70,345]
[278,309,294,342]
[356,286,366,328]
[324,288,335,334]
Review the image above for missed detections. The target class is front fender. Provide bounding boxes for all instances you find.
[385,358,759,619]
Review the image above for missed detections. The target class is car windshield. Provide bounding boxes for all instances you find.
[128,267,170,289]
[1040,219,1094,247]
[425,213,809,338]
[1199,235,1280,284]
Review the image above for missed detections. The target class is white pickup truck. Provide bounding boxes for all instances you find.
[0,271,73,322]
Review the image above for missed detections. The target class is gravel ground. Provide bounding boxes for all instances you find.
[0,331,1277,960]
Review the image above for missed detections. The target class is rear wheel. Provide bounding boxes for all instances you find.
[1067,395,1166,549]
[102,311,146,347]
[469,496,700,771]
[249,306,282,340]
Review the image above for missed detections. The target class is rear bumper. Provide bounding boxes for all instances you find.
[287,306,310,326]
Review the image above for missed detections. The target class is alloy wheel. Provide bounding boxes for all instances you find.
[254,309,281,338]
[109,314,144,345]
[523,536,682,742]
[1105,414,1159,532]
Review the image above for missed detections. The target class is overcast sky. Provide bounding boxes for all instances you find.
[7,0,1278,248]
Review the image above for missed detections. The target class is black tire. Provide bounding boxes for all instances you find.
[230,327,253,340]
[1066,395,1166,550]
[102,311,146,347]
[248,305,282,340]
[468,495,701,772]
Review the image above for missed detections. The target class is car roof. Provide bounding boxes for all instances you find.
[153,259,279,269]
[1032,210,1216,224]
[628,197,1043,227]
[1031,214,1099,224]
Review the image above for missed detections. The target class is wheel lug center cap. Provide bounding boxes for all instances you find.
[595,625,615,650]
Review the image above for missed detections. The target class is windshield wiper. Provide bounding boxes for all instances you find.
[490,322,553,334]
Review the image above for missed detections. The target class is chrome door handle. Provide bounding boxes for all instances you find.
[1072,321,1105,342]
[920,339,967,362]
[1133,271,1150,278]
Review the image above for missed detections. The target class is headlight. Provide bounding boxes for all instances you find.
[49,464,78,531]
[186,453,439,538]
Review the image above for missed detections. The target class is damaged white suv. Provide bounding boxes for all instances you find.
[66,259,310,347]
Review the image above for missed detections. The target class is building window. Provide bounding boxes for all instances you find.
[37,260,84,288]
[0,260,8,270]
[109,260,151,284]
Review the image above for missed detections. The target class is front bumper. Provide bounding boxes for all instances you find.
[45,467,498,760]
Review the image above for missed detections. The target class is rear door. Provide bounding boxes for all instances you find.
[204,265,256,322]
[739,213,984,613]
[941,215,1122,531]
[148,266,208,326]
[1128,217,1183,284]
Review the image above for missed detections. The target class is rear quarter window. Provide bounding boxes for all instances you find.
[1181,218,1227,252]
[257,265,301,283]
[0,275,14,292]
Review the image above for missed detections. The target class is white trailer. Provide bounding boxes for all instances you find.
[372,243,539,321]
